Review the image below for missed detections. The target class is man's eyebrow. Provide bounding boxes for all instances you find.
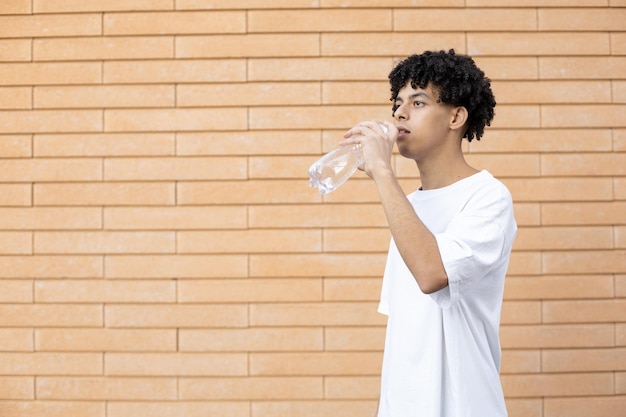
[394,92,432,102]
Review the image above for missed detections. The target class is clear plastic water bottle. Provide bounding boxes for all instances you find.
[308,123,387,194]
[308,145,364,194]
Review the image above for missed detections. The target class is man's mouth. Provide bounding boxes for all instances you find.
[397,127,411,136]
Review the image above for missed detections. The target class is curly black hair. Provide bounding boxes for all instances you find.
[388,49,496,142]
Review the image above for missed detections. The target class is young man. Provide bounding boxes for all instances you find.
[340,50,517,416]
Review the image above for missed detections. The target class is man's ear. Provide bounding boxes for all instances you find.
[449,106,468,132]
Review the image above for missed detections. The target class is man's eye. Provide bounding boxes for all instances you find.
[413,101,424,107]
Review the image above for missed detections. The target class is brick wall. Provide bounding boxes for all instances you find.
[0,1,624,416]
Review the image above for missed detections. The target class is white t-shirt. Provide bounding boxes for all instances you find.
[377,170,517,417]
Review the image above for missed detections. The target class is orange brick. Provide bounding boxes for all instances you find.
[617,275,626,298]
[178,0,321,8]
[322,81,388,104]
[104,206,247,230]
[176,130,321,156]
[542,153,626,176]
[514,226,613,250]
[105,108,248,132]
[469,129,613,153]
[0,188,33,212]
[0,328,33,351]
[322,32,465,57]
[324,376,380,399]
[34,0,173,13]
[179,376,322,400]
[504,275,614,300]
[542,104,626,128]
[499,398,542,417]
[34,182,175,206]
[542,347,626,372]
[616,177,626,200]
[492,80,612,104]
[0,135,31,157]
[540,56,626,79]
[0,87,30,109]
[177,82,320,107]
[249,104,388,130]
[104,156,246,180]
[0,280,32,303]
[464,153,541,177]
[616,226,626,248]
[0,110,102,134]
[0,305,102,327]
[36,328,176,352]
[250,352,382,376]
[324,327,385,351]
[501,301,542,324]
[614,32,626,54]
[0,207,101,230]
[0,255,102,279]
[0,0,30,14]
[0,352,102,375]
[35,85,175,108]
[619,372,626,393]
[248,9,391,32]
[543,250,626,274]
[0,232,31,254]
[541,202,626,225]
[252,401,377,417]
[103,59,246,83]
[395,8,536,31]
[500,349,541,374]
[322,228,389,253]
[179,328,323,352]
[104,11,246,35]
[615,81,626,103]
[250,156,317,179]
[506,252,542,276]
[0,377,33,400]
[487,104,541,129]
[544,396,626,417]
[469,32,610,56]
[539,8,626,31]
[107,401,248,417]
[105,304,248,328]
[34,231,175,255]
[0,14,101,38]
[105,353,248,376]
[36,377,177,400]
[249,302,385,326]
[502,372,613,398]
[34,36,173,61]
[35,279,176,303]
[473,56,539,80]
[504,177,613,202]
[500,324,615,349]
[248,204,387,228]
[177,34,319,58]
[248,57,392,82]
[0,401,104,417]
[178,180,319,205]
[34,133,175,157]
[177,279,322,303]
[250,253,387,278]
[542,299,626,323]
[323,278,382,301]
[105,254,247,279]
[0,158,101,181]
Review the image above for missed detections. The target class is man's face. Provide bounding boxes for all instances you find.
[391,82,455,160]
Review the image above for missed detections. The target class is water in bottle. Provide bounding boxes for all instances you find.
[308,123,388,194]
[308,145,363,194]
